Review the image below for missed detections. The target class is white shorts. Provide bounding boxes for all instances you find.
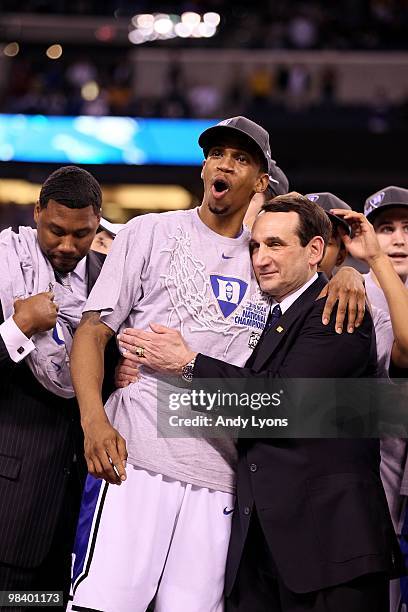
[67,465,235,612]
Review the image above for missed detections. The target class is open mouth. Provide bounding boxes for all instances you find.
[389,253,408,260]
[211,178,230,200]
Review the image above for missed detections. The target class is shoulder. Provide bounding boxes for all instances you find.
[303,294,374,337]
[123,209,193,234]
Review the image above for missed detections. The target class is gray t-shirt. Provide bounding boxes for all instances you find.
[371,305,394,376]
[85,208,270,493]
[364,272,408,523]
[365,271,393,314]
[364,272,396,373]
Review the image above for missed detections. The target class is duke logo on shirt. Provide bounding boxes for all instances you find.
[210,275,248,317]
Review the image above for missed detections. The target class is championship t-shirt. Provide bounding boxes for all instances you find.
[85,207,270,493]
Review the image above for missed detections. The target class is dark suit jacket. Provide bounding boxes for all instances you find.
[0,250,117,568]
[194,274,402,594]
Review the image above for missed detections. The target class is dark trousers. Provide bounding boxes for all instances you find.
[226,511,390,612]
[0,466,84,612]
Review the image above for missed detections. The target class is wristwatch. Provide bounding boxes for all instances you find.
[181,357,196,383]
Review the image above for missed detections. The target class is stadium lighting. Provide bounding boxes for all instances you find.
[154,16,173,35]
[203,12,221,26]
[3,42,19,57]
[174,23,192,38]
[128,30,145,44]
[46,44,63,59]
[128,12,220,44]
[181,12,201,26]
[81,81,99,101]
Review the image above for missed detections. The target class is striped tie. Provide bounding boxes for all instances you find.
[266,304,282,331]
[55,271,73,292]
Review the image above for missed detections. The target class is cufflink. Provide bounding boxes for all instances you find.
[17,346,25,354]
[276,326,284,333]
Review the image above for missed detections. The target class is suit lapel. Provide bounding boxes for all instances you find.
[86,250,106,295]
[251,274,327,372]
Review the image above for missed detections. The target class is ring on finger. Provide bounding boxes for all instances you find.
[134,346,145,358]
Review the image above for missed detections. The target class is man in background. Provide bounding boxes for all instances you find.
[122,193,401,612]
[0,166,107,605]
[91,217,124,255]
[243,157,289,229]
[337,187,408,611]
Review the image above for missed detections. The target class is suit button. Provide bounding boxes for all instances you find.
[243,506,251,516]
[249,463,258,472]
[63,467,71,476]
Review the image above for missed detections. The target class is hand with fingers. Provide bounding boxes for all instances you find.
[82,417,128,485]
[319,266,366,334]
[117,323,196,375]
[330,208,383,264]
[114,356,140,388]
[13,291,59,337]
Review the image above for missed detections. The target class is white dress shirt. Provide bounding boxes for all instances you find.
[270,272,319,315]
[0,257,88,363]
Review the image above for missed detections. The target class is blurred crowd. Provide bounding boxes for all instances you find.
[1,52,408,136]
[1,0,408,124]
[0,52,134,117]
[1,0,408,50]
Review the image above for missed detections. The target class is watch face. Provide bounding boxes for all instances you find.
[182,365,193,382]
[182,359,195,382]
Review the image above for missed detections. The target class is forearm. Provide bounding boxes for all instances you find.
[369,253,408,359]
[71,312,114,426]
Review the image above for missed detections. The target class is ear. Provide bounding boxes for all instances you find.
[201,160,206,180]
[308,236,325,267]
[254,172,269,194]
[34,201,41,224]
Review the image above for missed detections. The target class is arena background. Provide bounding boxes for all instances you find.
[0,0,407,228]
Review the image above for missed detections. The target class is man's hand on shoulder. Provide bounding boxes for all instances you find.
[319,267,365,334]
[13,291,58,337]
[82,415,128,485]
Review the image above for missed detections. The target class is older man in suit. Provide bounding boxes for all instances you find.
[123,192,402,611]
[0,166,117,606]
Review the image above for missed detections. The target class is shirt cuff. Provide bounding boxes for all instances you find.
[0,316,35,362]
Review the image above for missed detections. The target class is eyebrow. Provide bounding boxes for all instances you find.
[48,222,90,233]
[48,222,65,231]
[265,236,287,245]
[377,219,408,225]
[209,144,253,157]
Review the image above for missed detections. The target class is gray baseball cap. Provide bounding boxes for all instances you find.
[306,192,351,235]
[266,159,289,198]
[198,116,271,172]
[364,186,408,221]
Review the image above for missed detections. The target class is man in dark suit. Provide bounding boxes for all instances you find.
[0,166,115,605]
[122,192,402,611]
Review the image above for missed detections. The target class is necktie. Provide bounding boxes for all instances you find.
[55,271,73,292]
[266,304,282,331]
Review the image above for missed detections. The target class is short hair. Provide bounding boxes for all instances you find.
[39,165,102,215]
[261,191,332,248]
